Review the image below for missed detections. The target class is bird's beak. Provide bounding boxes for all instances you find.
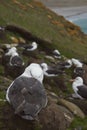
[69,79,75,82]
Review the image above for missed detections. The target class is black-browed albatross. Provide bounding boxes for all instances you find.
[6,63,47,120]
[71,76,87,99]
[41,63,64,77]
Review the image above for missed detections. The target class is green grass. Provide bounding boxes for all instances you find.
[0,91,6,100]
[67,117,87,130]
[0,66,4,75]
[0,0,87,60]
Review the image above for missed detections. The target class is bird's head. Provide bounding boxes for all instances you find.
[32,42,37,46]
[70,76,83,88]
[40,63,48,71]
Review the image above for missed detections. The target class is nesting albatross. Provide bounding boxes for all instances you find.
[57,59,72,70]
[22,42,38,57]
[6,63,47,120]
[71,58,83,68]
[2,47,25,78]
[71,58,84,78]
[53,49,61,59]
[5,47,24,66]
[71,77,87,99]
[41,63,64,77]
[21,63,44,83]
[23,42,38,51]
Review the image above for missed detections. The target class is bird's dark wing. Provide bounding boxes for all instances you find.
[58,61,70,67]
[10,56,23,66]
[74,67,85,75]
[53,52,60,57]
[77,85,87,99]
[19,44,33,50]
[46,69,64,75]
[25,44,33,50]
[56,62,70,70]
[2,55,10,66]
[8,77,47,118]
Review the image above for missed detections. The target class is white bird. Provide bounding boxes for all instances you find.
[5,47,18,56]
[65,59,73,68]
[21,63,44,83]
[71,77,87,99]
[41,63,64,77]
[5,47,24,66]
[71,58,83,67]
[6,63,47,120]
[2,47,25,78]
[53,49,61,59]
[24,42,38,51]
[57,59,72,69]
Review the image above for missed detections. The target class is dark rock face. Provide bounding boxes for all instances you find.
[4,64,25,79]
[39,103,67,130]
[68,99,87,115]
[44,75,67,92]
[0,102,37,130]
[0,29,6,40]
[0,101,68,130]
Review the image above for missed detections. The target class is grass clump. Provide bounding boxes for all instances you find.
[67,117,87,130]
[0,0,87,60]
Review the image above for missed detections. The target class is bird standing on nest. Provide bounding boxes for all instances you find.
[6,63,47,120]
[70,77,87,99]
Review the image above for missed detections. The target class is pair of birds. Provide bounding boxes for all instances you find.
[65,58,87,99]
[6,59,67,120]
[3,41,38,65]
[40,58,75,77]
[60,58,85,77]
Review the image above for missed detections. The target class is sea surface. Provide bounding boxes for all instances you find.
[49,6,87,34]
[66,13,87,34]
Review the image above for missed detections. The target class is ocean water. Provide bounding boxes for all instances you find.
[73,18,87,34]
[50,6,87,34]
[66,13,87,34]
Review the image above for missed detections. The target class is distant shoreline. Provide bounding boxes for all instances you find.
[48,6,87,21]
[38,1,87,21]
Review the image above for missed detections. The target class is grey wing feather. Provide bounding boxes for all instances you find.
[8,77,47,118]
[77,85,87,98]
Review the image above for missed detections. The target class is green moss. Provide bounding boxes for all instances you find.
[67,116,87,130]
[0,91,6,100]
[0,76,12,88]
[0,66,4,75]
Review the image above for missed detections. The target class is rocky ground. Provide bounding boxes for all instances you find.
[0,25,87,130]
